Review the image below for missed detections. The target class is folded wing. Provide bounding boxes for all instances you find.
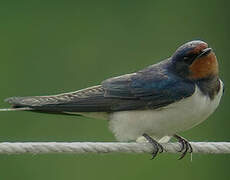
[5,62,195,113]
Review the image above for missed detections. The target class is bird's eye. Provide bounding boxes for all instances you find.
[183,54,197,65]
[183,56,189,60]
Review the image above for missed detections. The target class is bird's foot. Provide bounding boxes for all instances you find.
[173,134,193,160]
[142,133,164,159]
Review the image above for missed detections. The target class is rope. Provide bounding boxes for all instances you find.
[0,142,229,155]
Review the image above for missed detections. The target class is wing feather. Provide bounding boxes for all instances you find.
[5,61,195,113]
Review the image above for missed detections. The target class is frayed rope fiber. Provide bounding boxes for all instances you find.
[0,142,230,155]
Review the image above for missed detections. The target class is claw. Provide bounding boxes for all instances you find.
[142,133,164,159]
[173,134,193,160]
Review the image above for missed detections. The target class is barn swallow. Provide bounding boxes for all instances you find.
[1,40,223,159]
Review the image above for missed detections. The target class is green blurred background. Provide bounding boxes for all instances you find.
[0,0,229,179]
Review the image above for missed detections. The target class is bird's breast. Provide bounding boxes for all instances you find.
[109,80,223,142]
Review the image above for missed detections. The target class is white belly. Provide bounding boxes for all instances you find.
[109,81,223,142]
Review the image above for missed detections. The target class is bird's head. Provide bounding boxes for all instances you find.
[171,40,218,80]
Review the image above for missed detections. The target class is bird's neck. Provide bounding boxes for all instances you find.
[195,75,221,100]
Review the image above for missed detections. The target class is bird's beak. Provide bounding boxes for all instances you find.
[196,48,212,59]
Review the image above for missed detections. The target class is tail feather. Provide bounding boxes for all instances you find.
[5,96,58,107]
[0,107,33,111]
[2,85,109,113]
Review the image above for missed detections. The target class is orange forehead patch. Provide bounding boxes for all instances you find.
[190,42,208,54]
[189,52,218,80]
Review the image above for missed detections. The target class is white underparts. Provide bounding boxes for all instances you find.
[109,81,223,142]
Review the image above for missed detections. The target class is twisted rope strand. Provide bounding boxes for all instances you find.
[0,142,230,155]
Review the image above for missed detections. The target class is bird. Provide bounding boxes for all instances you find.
[1,40,224,159]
